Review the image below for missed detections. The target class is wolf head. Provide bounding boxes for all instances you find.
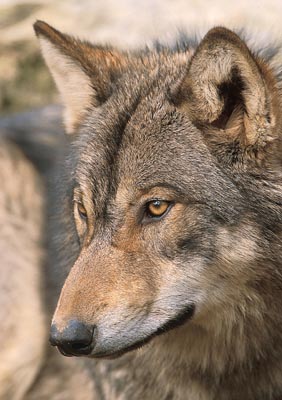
[34,21,282,360]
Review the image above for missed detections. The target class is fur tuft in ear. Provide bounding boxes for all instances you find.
[176,27,280,165]
[34,21,125,134]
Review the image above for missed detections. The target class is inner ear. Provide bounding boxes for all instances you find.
[211,68,245,130]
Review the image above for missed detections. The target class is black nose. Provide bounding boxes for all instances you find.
[50,320,94,356]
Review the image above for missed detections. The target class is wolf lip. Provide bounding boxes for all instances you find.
[57,343,93,357]
[91,304,195,359]
[57,346,74,357]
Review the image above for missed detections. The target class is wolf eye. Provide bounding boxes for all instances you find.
[76,202,87,220]
[146,200,171,219]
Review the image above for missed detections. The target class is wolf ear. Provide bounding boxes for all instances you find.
[34,21,124,134]
[177,27,280,163]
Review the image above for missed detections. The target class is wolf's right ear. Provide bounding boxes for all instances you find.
[34,21,125,134]
[174,27,280,166]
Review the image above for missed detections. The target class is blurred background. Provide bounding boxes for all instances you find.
[1,0,282,116]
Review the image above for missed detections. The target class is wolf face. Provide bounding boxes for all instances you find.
[34,21,282,363]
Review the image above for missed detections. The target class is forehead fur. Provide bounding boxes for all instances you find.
[71,51,246,223]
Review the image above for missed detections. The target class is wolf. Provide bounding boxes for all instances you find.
[33,20,282,399]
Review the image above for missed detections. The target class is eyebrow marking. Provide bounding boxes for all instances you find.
[137,182,186,197]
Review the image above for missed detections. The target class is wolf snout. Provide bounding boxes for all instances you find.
[50,319,95,356]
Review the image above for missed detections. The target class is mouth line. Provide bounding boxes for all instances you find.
[91,303,195,359]
[57,345,93,357]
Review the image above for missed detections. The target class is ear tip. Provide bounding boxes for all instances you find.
[204,26,240,43]
[33,20,56,39]
[33,20,47,37]
[207,26,232,34]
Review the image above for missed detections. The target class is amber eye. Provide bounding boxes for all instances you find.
[146,200,171,219]
[77,202,87,220]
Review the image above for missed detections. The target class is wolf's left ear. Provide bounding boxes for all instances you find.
[34,21,125,134]
[177,27,281,164]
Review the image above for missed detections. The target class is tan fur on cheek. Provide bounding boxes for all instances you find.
[216,223,259,267]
